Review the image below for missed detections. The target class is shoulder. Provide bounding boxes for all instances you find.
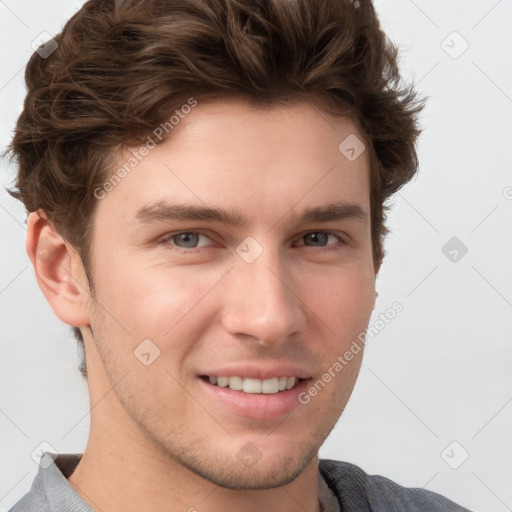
[6,476,50,512]
[7,453,87,512]
[318,459,473,512]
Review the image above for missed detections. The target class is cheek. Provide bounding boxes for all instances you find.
[297,263,375,339]
[101,263,227,346]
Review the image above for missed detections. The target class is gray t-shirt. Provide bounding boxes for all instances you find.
[8,452,472,511]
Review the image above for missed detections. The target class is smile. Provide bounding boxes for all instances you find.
[203,375,303,394]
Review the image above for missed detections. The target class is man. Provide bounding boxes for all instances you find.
[4,0,472,510]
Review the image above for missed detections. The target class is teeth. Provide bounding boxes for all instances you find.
[207,376,300,394]
[217,376,229,387]
[261,377,279,394]
[243,378,261,393]
[228,376,243,391]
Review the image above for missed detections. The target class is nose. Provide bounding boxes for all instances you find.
[220,244,307,347]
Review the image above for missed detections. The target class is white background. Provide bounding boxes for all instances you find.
[1,1,511,511]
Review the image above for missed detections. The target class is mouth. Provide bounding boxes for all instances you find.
[200,375,305,394]
[198,373,311,420]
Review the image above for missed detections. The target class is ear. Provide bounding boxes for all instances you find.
[26,210,91,328]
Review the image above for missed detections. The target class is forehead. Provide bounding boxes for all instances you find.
[98,97,371,229]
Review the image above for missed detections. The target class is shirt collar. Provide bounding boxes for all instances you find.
[36,452,91,512]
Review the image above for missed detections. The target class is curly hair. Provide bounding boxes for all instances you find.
[3,0,425,379]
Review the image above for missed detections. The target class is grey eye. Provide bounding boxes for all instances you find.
[303,232,330,246]
[173,232,201,248]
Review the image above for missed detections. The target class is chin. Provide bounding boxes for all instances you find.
[176,442,318,490]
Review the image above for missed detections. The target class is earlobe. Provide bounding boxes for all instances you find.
[26,210,91,328]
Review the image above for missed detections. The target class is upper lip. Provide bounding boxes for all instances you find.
[199,363,312,380]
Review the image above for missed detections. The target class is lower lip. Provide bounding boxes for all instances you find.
[198,377,311,420]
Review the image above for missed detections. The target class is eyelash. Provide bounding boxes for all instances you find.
[157,230,346,253]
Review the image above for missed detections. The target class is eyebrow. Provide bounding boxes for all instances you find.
[133,200,368,227]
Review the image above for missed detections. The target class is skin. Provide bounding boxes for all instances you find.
[26,97,378,512]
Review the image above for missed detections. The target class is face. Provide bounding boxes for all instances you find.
[84,97,376,489]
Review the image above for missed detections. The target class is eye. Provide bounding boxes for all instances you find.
[158,231,214,251]
[295,232,345,249]
[158,230,345,253]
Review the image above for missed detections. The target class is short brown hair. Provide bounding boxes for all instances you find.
[4,0,424,379]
